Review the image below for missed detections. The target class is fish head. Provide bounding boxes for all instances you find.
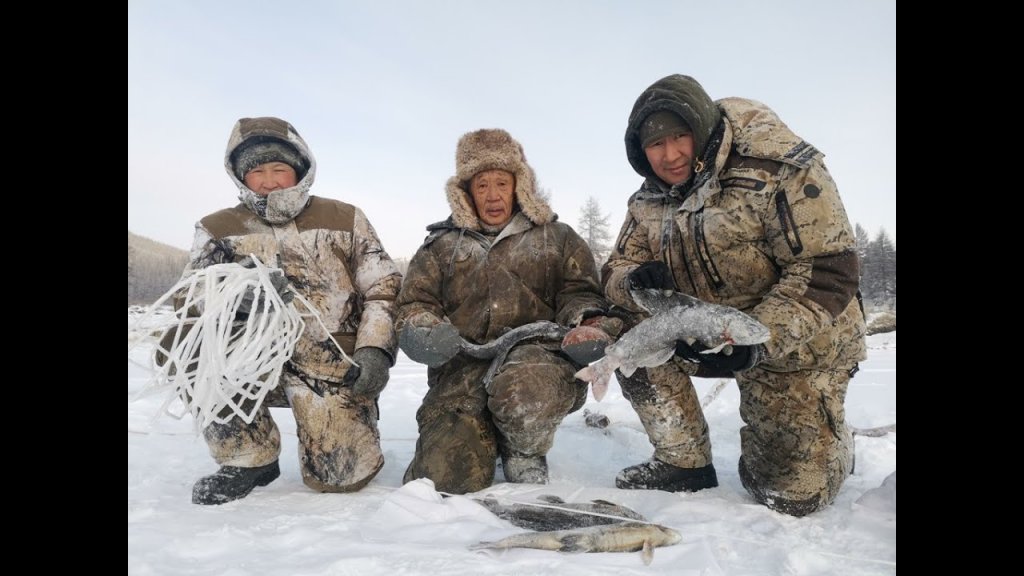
[657,525,683,545]
[629,288,699,316]
[718,313,771,346]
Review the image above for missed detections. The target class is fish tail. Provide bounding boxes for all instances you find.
[575,362,613,402]
[575,361,613,386]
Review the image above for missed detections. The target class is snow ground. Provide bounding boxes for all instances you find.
[129,310,895,575]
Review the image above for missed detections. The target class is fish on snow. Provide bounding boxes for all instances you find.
[471,521,682,565]
[473,494,645,531]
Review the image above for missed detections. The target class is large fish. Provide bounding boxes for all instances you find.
[473,494,645,531]
[399,321,568,386]
[470,521,682,565]
[575,289,771,401]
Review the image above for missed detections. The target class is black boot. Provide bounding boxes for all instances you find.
[501,452,549,484]
[615,459,718,492]
[192,461,280,505]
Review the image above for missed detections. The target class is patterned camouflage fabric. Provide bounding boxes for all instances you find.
[203,367,384,492]
[604,76,866,515]
[185,117,401,493]
[396,129,607,494]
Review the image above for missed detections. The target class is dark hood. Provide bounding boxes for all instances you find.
[624,74,722,183]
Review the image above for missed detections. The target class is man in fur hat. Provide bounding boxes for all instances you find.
[604,75,866,516]
[181,116,402,504]
[395,129,618,493]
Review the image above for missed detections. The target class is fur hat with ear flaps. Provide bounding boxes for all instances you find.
[445,129,554,230]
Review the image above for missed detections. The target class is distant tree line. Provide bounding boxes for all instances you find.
[855,224,896,311]
[128,230,189,305]
[577,196,613,272]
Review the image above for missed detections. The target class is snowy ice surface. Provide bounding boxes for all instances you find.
[129,309,895,575]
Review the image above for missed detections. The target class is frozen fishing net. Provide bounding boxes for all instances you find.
[129,256,321,431]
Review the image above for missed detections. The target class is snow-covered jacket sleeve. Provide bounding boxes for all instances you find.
[394,241,446,331]
[752,158,860,360]
[554,225,608,327]
[601,194,655,312]
[351,208,403,362]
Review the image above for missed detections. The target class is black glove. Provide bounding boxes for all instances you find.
[348,347,391,398]
[675,340,763,373]
[238,268,294,315]
[628,261,674,290]
[399,323,462,368]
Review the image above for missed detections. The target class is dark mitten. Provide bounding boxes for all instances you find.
[398,323,462,368]
[675,340,763,373]
[349,347,392,398]
[238,268,294,315]
[627,261,674,290]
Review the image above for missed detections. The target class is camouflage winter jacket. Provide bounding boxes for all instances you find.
[182,117,401,382]
[396,133,607,347]
[604,97,866,372]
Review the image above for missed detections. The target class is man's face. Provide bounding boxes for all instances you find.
[243,162,298,196]
[470,169,516,226]
[644,131,695,186]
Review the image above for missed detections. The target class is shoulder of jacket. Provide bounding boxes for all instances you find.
[628,183,668,207]
[421,218,457,248]
[718,97,821,169]
[199,205,252,238]
[298,196,358,233]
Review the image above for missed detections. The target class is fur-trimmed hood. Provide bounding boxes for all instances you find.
[223,116,317,225]
[444,129,554,231]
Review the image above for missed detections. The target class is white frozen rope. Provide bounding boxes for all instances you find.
[129,255,356,432]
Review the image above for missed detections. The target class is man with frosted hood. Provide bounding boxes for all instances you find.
[395,129,618,493]
[182,116,402,504]
[604,75,866,516]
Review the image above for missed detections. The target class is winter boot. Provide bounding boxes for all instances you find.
[615,459,718,492]
[501,452,549,484]
[192,461,281,505]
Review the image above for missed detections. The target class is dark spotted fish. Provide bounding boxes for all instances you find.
[460,321,568,385]
[473,494,644,531]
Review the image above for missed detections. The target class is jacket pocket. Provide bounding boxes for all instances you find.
[693,209,724,289]
[774,191,804,256]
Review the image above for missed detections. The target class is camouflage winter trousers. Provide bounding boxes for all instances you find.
[618,358,714,469]
[403,343,586,494]
[619,358,853,516]
[735,365,854,516]
[201,365,384,493]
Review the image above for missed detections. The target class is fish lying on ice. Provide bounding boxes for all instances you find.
[473,494,644,531]
[575,288,770,401]
[470,521,681,565]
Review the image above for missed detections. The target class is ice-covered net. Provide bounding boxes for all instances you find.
[129,256,306,431]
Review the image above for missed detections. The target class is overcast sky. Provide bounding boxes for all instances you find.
[128,0,895,259]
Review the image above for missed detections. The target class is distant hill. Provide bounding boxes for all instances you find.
[128,230,189,305]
